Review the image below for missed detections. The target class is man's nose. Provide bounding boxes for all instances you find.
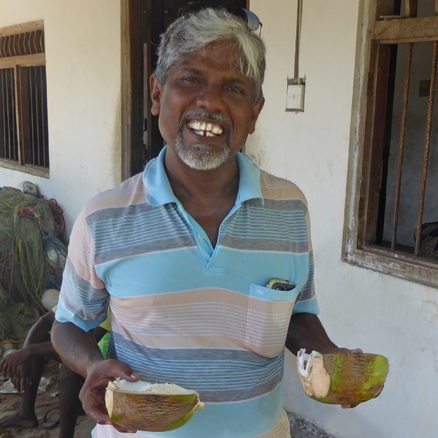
[196,84,226,112]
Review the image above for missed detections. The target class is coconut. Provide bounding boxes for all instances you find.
[105,379,204,432]
[297,349,389,405]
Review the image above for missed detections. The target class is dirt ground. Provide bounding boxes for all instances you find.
[0,365,95,438]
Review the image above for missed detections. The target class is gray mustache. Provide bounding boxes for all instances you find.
[180,110,233,132]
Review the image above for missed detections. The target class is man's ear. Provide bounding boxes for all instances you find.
[248,97,265,134]
[150,76,163,116]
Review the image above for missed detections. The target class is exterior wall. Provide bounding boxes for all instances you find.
[250,1,438,437]
[1,0,438,437]
[0,0,122,238]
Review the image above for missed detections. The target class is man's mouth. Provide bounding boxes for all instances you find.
[187,120,224,137]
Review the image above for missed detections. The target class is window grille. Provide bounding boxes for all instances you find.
[0,23,49,175]
[0,30,44,58]
[0,68,17,161]
[344,0,438,287]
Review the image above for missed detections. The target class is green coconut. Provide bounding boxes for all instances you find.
[297,349,389,405]
[105,379,204,432]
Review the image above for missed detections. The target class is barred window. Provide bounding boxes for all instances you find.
[0,21,49,176]
[344,0,438,287]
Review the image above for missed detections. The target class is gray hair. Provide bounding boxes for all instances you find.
[153,8,266,104]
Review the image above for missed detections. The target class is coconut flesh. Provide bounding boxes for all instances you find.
[105,379,204,432]
[297,349,389,405]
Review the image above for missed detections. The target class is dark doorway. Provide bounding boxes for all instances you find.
[124,0,248,178]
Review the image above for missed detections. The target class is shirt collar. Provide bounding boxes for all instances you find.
[143,146,264,207]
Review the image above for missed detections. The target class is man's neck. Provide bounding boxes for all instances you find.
[164,151,240,204]
[164,151,240,247]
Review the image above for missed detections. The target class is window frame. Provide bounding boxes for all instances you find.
[0,20,49,178]
[343,0,438,288]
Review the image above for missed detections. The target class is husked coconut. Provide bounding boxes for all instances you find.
[297,349,389,405]
[105,379,204,432]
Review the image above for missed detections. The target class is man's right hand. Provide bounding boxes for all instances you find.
[79,358,141,433]
[0,349,32,393]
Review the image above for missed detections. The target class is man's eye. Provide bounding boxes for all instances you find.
[227,86,243,93]
[183,77,199,83]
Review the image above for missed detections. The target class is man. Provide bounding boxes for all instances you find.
[0,308,109,437]
[52,5,356,438]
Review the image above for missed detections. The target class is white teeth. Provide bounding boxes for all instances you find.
[187,120,223,136]
[211,125,222,135]
[191,121,202,130]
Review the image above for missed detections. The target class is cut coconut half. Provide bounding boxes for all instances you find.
[297,349,389,405]
[105,379,204,432]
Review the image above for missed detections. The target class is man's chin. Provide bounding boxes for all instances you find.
[176,143,231,171]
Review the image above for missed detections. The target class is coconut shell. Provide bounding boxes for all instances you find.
[105,380,204,432]
[297,349,389,405]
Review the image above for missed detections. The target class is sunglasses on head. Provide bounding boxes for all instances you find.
[178,1,262,33]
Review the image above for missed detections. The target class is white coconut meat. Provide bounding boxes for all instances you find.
[107,379,199,395]
[297,349,331,399]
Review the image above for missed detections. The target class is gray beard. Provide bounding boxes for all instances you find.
[174,110,234,171]
[174,137,232,171]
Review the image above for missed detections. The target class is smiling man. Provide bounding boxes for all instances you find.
[52,5,353,438]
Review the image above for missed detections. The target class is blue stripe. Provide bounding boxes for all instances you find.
[110,332,284,403]
[97,248,312,302]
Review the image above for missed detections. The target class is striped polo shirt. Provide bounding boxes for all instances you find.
[56,147,319,438]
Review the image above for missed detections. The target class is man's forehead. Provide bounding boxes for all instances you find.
[170,42,248,77]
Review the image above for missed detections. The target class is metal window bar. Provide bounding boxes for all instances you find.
[40,67,48,167]
[389,41,438,259]
[414,41,438,257]
[29,66,36,165]
[391,43,413,250]
[0,68,18,161]
[25,65,48,168]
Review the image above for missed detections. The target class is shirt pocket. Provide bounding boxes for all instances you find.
[245,283,300,358]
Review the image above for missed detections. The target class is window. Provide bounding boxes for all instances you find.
[0,21,49,176]
[344,0,438,287]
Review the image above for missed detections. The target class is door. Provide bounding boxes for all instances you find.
[123,0,248,178]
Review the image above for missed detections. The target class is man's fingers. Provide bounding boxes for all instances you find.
[111,423,138,433]
[21,377,30,393]
[123,371,141,382]
[11,377,21,393]
[88,409,111,425]
[341,403,358,409]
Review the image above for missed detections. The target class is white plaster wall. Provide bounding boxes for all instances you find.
[0,0,122,239]
[1,0,438,437]
[250,1,438,437]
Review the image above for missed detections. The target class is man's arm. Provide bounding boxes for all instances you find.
[23,311,55,347]
[0,311,60,393]
[51,321,103,377]
[51,321,140,429]
[286,313,340,355]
